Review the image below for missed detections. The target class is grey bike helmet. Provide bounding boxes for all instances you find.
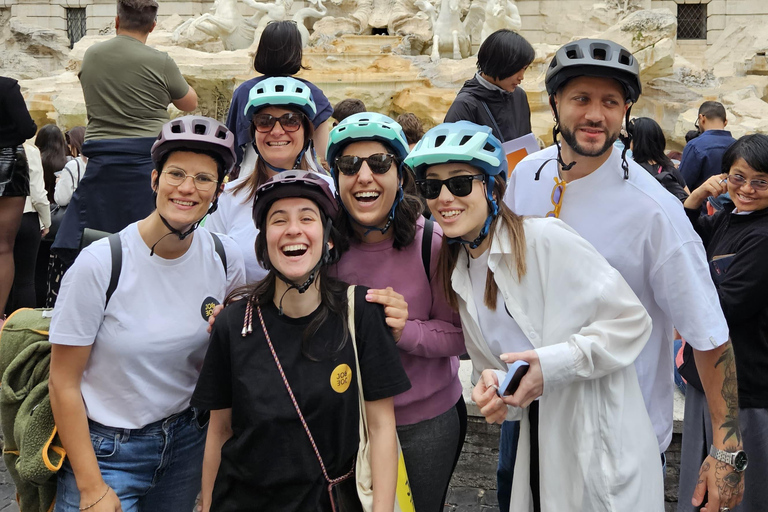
[545,39,641,102]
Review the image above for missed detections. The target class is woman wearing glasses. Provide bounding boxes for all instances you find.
[207,76,330,283]
[405,121,664,511]
[326,113,466,512]
[48,116,246,512]
[678,134,768,512]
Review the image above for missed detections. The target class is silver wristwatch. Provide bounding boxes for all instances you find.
[709,445,748,472]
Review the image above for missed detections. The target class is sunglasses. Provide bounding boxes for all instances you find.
[335,153,397,176]
[727,173,768,192]
[416,174,485,200]
[253,112,304,133]
[545,176,566,218]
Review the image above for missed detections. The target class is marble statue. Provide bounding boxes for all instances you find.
[172,0,256,51]
[480,0,521,41]
[430,0,485,61]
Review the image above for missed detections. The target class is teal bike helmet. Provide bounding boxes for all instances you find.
[405,121,506,249]
[243,76,317,121]
[244,77,318,172]
[326,112,410,236]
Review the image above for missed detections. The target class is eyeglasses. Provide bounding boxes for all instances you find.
[727,173,768,191]
[253,112,304,133]
[335,154,397,176]
[545,176,566,218]
[162,169,218,191]
[416,174,485,200]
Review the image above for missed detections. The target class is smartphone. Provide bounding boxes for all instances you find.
[495,360,530,397]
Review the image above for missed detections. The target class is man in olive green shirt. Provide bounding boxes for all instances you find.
[52,0,198,268]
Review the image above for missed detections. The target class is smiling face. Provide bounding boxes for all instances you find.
[337,140,400,237]
[254,106,306,169]
[425,163,489,242]
[727,158,768,212]
[555,75,629,159]
[153,151,219,231]
[265,197,330,282]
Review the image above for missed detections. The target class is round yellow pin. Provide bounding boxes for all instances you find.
[330,364,352,393]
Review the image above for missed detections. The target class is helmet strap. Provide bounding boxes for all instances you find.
[338,166,405,237]
[149,196,220,256]
[617,104,634,180]
[445,176,497,250]
[549,96,577,172]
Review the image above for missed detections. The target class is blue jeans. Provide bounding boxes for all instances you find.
[496,420,519,512]
[55,408,208,512]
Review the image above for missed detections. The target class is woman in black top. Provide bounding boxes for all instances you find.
[0,76,37,321]
[679,134,768,512]
[193,171,410,512]
[628,117,689,201]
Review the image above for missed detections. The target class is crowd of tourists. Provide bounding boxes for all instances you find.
[0,0,765,511]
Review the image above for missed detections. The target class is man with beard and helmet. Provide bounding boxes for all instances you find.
[49,115,246,512]
[498,39,746,512]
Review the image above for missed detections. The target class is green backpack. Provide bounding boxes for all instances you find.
[0,308,63,512]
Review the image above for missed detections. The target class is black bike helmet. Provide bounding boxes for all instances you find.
[545,39,641,103]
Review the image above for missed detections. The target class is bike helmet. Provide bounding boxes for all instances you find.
[326,112,410,174]
[405,121,507,181]
[252,170,339,295]
[405,122,506,249]
[151,115,237,181]
[252,170,338,228]
[243,76,317,121]
[545,38,641,102]
[326,113,410,236]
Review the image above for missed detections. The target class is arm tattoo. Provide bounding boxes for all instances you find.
[715,345,741,445]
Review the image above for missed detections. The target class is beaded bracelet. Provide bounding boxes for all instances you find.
[79,486,110,511]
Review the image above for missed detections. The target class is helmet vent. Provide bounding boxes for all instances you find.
[483,142,496,153]
[592,48,607,61]
[193,123,206,135]
[619,51,632,65]
[460,135,473,146]
[215,127,227,140]
[435,135,447,147]
[171,124,183,133]
[565,44,583,60]
[275,84,285,92]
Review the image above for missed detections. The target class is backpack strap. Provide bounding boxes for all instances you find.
[422,218,434,282]
[210,232,228,278]
[106,233,122,306]
[480,100,505,143]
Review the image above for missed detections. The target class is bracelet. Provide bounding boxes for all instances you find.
[79,485,110,511]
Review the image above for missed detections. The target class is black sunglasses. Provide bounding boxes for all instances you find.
[417,175,485,199]
[335,153,397,176]
[253,112,304,133]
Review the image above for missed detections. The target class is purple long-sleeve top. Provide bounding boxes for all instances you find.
[334,216,465,426]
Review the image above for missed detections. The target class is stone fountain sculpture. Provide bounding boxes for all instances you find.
[172,0,256,51]
[429,0,485,61]
[480,0,521,41]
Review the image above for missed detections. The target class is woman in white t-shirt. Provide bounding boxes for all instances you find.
[404,121,664,511]
[48,116,246,512]
[54,126,87,207]
[206,76,329,284]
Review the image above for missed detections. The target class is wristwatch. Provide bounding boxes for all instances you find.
[709,445,748,472]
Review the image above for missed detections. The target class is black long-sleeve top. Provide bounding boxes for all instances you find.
[0,77,37,147]
[686,204,768,408]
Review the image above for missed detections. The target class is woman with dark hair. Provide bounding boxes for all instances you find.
[628,117,689,201]
[208,76,332,284]
[0,76,37,322]
[56,127,87,207]
[34,124,68,205]
[194,170,410,512]
[405,121,663,511]
[444,29,535,143]
[326,113,466,512]
[225,20,333,172]
[49,116,245,512]
[677,133,768,512]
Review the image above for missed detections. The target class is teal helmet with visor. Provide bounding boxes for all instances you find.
[405,121,506,249]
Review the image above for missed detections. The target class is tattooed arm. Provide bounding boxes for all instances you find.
[691,341,744,512]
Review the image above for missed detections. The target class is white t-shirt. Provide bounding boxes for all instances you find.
[468,250,534,358]
[206,173,335,284]
[50,223,246,429]
[505,145,729,452]
[54,156,86,206]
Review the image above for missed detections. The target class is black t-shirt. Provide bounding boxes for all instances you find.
[192,286,411,512]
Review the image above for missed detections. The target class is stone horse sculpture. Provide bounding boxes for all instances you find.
[480,0,521,41]
[173,0,256,50]
[429,0,485,61]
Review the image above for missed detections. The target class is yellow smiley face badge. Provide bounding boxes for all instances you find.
[330,364,352,394]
